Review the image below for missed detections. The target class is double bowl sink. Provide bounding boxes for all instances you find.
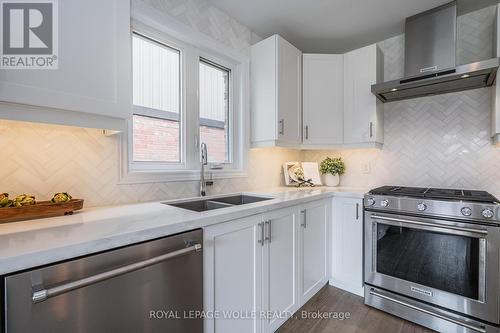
[164,194,273,212]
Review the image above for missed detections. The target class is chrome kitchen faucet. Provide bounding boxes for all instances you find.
[200,143,213,196]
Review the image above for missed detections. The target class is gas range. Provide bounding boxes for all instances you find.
[363,186,500,333]
[364,186,499,223]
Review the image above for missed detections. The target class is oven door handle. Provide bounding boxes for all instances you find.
[370,214,488,236]
[369,289,486,333]
[32,243,202,304]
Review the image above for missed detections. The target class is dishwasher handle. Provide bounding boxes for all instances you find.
[32,243,202,304]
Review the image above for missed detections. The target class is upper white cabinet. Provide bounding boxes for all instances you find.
[0,0,131,129]
[298,200,330,305]
[343,44,384,146]
[251,35,302,148]
[302,54,344,147]
[330,196,364,297]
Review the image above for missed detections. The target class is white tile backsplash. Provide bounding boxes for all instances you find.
[303,88,500,194]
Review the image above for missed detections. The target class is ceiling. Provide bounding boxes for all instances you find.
[207,0,499,53]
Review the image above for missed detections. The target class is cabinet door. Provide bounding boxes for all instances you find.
[343,44,381,144]
[0,0,131,120]
[262,207,298,333]
[299,200,330,305]
[277,36,302,146]
[331,197,364,296]
[251,36,278,145]
[204,215,264,333]
[303,54,343,146]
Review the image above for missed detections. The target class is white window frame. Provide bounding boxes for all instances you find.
[119,12,249,184]
[130,31,187,170]
[198,53,235,166]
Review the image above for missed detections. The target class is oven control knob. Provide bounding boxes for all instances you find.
[380,200,389,208]
[481,208,494,219]
[417,202,427,211]
[366,198,376,206]
[461,207,472,216]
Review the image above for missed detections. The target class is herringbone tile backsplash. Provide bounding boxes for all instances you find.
[0,1,499,207]
[0,119,300,207]
[303,88,500,194]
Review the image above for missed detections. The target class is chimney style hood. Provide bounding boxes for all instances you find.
[372,1,499,103]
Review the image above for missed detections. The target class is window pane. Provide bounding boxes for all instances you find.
[199,59,230,163]
[132,115,180,162]
[133,34,180,113]
[132,33,181,163]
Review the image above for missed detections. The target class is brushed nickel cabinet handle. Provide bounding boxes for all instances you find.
[300,209,307,228]
[356,203,360,220]
[265,220,272,243]
[258,222,265,246]
[279,119,285,136]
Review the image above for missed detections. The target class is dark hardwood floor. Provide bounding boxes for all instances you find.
[277,285,435,333]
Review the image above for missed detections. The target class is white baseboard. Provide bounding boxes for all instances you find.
[329,278,364,297]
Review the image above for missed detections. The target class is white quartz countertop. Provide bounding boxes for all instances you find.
[0,186,367,275]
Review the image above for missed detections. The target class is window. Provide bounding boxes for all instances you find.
[132,33,181,163]
[125,23,246,181]
[199,59,230,163]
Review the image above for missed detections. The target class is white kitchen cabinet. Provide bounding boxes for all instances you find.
[298,199,330,306]
[262,207,298,333]
[204,214,263,333]
[302,54,344,147]
[204,199,331,333]
[251,35,302,148]
[343,44,384,146]
[330,197,364,296]
[0,0,131,130]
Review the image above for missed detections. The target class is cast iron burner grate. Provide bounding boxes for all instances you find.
[369,186,499,204]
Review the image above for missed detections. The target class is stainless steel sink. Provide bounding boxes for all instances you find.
[164,194,272,212]
[208,194,271,206]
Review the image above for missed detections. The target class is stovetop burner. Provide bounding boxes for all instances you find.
[370,186,499,204]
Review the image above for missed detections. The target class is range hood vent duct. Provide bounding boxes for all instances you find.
[372,1,499,103]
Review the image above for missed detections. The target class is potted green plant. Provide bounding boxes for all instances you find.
[319,157,345,187]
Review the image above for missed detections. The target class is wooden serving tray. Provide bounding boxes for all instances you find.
[0,199,84,224]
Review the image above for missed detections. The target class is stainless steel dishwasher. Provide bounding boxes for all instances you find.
[3,229,203,333]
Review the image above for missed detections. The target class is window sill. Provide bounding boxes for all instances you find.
[118,168,248,185]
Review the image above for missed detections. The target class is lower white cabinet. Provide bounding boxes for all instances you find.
[204,199,330,333]
[262,207,298,333]
[330,197,364,296]
[298,200,330,305]
[204,214,263,333]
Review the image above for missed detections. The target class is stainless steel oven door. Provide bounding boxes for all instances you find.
[364,211,499,324]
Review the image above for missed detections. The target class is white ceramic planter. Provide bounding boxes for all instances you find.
[324,174,340,187]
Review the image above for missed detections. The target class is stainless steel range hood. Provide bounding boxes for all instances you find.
[372,1,500,103]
